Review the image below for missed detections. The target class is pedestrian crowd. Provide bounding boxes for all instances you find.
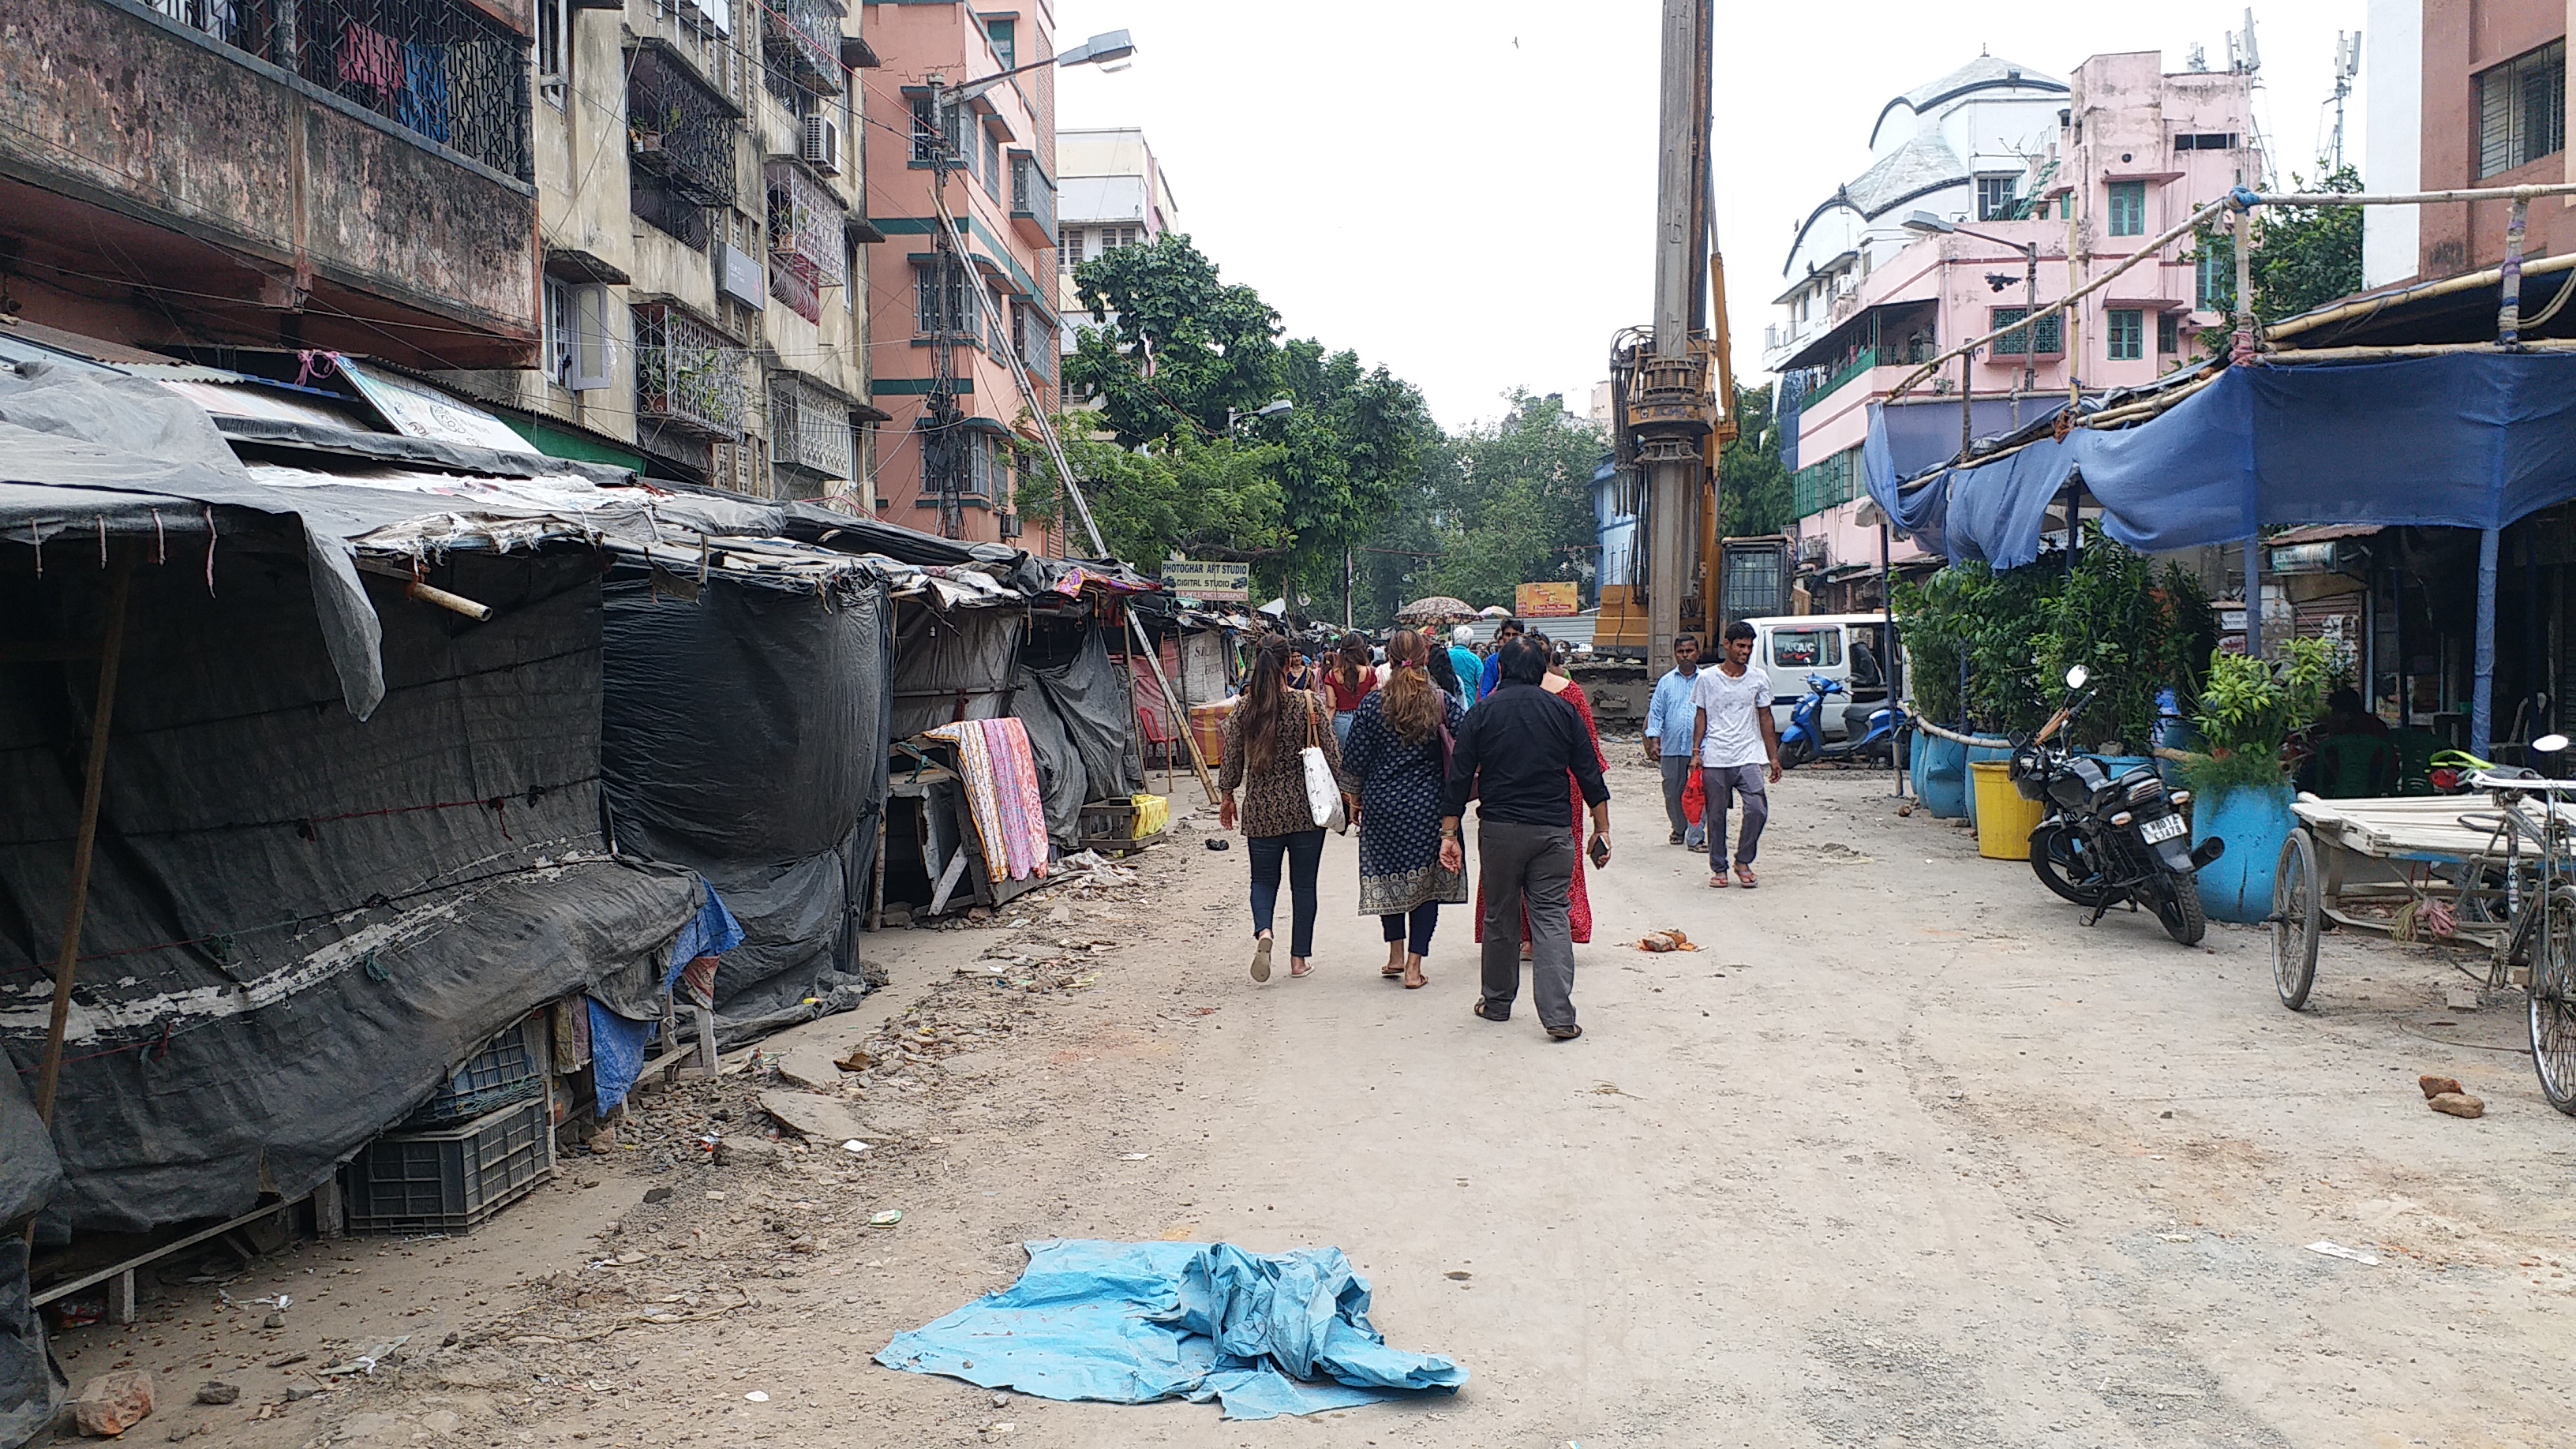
[1215,612,1784,1043]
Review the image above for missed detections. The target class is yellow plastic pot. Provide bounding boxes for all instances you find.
[1969,761,2045,860]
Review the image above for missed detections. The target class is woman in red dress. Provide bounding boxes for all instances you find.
[1475,634,1607,949]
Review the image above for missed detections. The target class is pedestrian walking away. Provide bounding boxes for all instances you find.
[1692,619,1782,889]
[1343,629,1469,990]
[1327,633,1376,748]
[1447,626,1485,706]
[1474,631,1608,957]
[1644,633,1705,850]
[1219,636,1355,982]
[1477,617,1525,700]
[1442,635,1611,1041]
[1425,637,1468,707]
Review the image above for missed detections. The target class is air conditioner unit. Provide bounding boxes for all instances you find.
[803,115,841,175]
[997,510,1023,540]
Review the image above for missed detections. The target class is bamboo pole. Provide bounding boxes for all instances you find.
[33,558,133,1127]
[2265,252,2576,343]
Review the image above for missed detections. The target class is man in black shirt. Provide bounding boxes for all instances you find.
[1440,637,1612,1040]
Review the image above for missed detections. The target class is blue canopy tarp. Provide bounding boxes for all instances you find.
[875,1239,1466,1420]
[1868,353,2576,568]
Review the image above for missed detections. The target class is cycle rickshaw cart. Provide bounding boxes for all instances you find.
[2271,739,2576,1114]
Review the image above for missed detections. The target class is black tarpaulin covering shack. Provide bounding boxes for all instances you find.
[0,1072,63,1449]
[0,368,706,1240]
[599,550,895,1041]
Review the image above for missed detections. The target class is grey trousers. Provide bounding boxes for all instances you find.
[1659,754,1704,846]
[1478,820,1577,1030]
[1705,763,1769,871]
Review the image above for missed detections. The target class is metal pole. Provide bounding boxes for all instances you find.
[1640,0,1709,680]
[2501,196,2531,344]
[2473,525,2501,758]
[33,559,133,1126]
[1881,517,1899,792]
[2022,242,2039,397]
[2233,198,2261,660]
[2394,560,2410,726]
[2245,537,2263,659]
[1958,350,1972,460]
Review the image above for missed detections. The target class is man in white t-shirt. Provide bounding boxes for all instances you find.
[1690,619,1781,888]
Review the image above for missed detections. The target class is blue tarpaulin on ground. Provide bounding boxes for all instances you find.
[1868,354,2576,569]
[875,1239,1468,1421]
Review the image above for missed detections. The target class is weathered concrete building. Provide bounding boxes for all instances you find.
[0,0,544,369]
[2364,0,2572,287]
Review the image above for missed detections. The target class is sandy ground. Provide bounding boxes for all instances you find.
[48,752,2576,1448]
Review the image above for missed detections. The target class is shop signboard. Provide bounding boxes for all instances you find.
[1515,582,1579,619]
[1163,557,1251,602]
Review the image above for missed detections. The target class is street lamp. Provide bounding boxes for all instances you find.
[1227,399,1294,432]
[1904,210,2041,397]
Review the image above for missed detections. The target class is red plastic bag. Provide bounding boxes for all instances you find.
[1682,763,1706,826]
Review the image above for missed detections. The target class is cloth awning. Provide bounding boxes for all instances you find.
[1869,353,2576,569]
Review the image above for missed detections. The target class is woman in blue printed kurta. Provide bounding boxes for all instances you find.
[1341,629,1469,990]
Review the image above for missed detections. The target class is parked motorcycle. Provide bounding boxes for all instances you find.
[2009,665,2226,945]
[1779,674,1898,769]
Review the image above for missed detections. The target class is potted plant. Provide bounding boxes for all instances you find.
[2180,637,2333,923]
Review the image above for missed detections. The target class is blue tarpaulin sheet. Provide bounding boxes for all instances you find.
[1868,354,2576,569]
[875,1239,1468,1420]
[588,882,744,1113]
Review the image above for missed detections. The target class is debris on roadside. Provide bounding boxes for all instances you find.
[1636,930,1698,953]
[2428,1091,2486,1119]
[2418,1073,2463,1098]
[2305,1241,2380,1266]
[73,1369,154,1436]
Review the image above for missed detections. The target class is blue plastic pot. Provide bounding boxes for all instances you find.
[1918,734,1969,819]
[1964,742,2012,829]
[2085,754,2153,780]
[2194,780,2296,924]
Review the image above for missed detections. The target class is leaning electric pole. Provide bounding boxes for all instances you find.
[1611,0,1729,676]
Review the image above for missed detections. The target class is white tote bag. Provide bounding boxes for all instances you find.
[1297,693,1349,833]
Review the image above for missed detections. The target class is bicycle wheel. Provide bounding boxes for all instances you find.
[2526,887,2576,1115]
[2272,830,2321,1010]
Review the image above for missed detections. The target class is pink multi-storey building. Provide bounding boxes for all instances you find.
[1762,52,2256,608]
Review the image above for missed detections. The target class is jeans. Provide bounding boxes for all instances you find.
[1248,828,1326,958]
[1476,819,1578,1030]
[1705,763,1770,871]
[1659,753,1705,847]
[1380,903,1441,956]
[1333,710,1357,747]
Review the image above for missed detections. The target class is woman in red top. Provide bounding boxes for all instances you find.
[1327,633,1376,748]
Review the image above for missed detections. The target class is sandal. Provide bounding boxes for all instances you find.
[1471,1000,1507,1023]
[1402,957,1427,990]
[1288,958,1313,978]
[1547,1024,1584,1042]
[1250,937,1272,983]
[1735,865,1758,889]
[1707,873,1731,889]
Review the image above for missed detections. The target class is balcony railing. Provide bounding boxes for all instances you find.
[770,374,853,480]
[628,45,736,209]
[297,0,530,178]
[769,263,822,324]
[762,0,841,95]
[765,162,846,289]
[635,302,746,438]
[148,0,278,57]
[1810,345,1878,405]
[1009,153,1055,244]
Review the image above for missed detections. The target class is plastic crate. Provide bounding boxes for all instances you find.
[343,1097,553,1235]
[405,1016,546,1128]
[1078,796,1166,856]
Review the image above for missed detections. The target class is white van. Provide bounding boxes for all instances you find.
[1738,614,1893,740]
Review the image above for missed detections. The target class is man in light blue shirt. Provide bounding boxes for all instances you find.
[1447,626,1485,706]
[1643,633,1705,848]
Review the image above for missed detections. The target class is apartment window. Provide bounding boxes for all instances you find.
[1989,305,2061,356]
[2173,132,2239,151]
[1060,227,1085,273]
[911,95,970,169]
[2478,40,2567,178]
[536,0,568,110]
[2106,309,2144,361]
[1118,225,1140,249]
[983,129,1002,197]
[2196,249,2229,310]
[985,17,1015,69]
[1011,300,1028,362]
[2106,181,2147,237]
[912,258,972,335]
[1975,175,2017,221]
[545,278,614,391]
[2157,313,2180,355]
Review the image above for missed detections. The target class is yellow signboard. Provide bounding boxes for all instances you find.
[1515,582,1579,619]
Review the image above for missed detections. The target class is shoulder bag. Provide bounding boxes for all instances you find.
[1297,692,1349,833]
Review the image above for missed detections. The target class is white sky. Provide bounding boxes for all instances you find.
[1053,2,2368,432]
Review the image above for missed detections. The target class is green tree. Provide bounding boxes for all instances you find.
[1719,381,1793,536]
[1405,391,1606,612]
[2188,165,2365,348]
[1061,234,1281,446]
[1015,431,1287,567]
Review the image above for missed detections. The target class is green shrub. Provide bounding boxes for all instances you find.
[2177,637,2334,796]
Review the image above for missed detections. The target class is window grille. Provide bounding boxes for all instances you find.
[912,258,972,335]
[2106,309,2144,361]
[1790,447,1862,519]
[2106,181,2147,238]
[910,95,971,171]
[2157,313,2180,354]
[1011,153,1055,234]
[298,0,530,178]
[2478,41,2567,178]
[770,375,854,480]
[765,163,847,288]
[761,0,840,95]
[1059,227,1084,273]
[1975,176,2016,222]
[1989,305,2062,356]
[628,44,738,219]
[2196,249,2229,310]
[633,302,746,436]
[148,0,278,58]
[535,0,567,109]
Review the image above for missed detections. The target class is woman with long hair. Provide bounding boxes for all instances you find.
[1340,629,1467,988]
[1326,632,1376,747]
[1219,636,1352,982]
[1474,631,1608,957]
[1424,638,1466,704]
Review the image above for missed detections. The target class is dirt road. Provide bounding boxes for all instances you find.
[57,756,2576,1447]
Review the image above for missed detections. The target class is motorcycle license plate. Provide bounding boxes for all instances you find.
[2140,813,2187,844]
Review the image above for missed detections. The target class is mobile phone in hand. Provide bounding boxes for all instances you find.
[1589,834,1610,867]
